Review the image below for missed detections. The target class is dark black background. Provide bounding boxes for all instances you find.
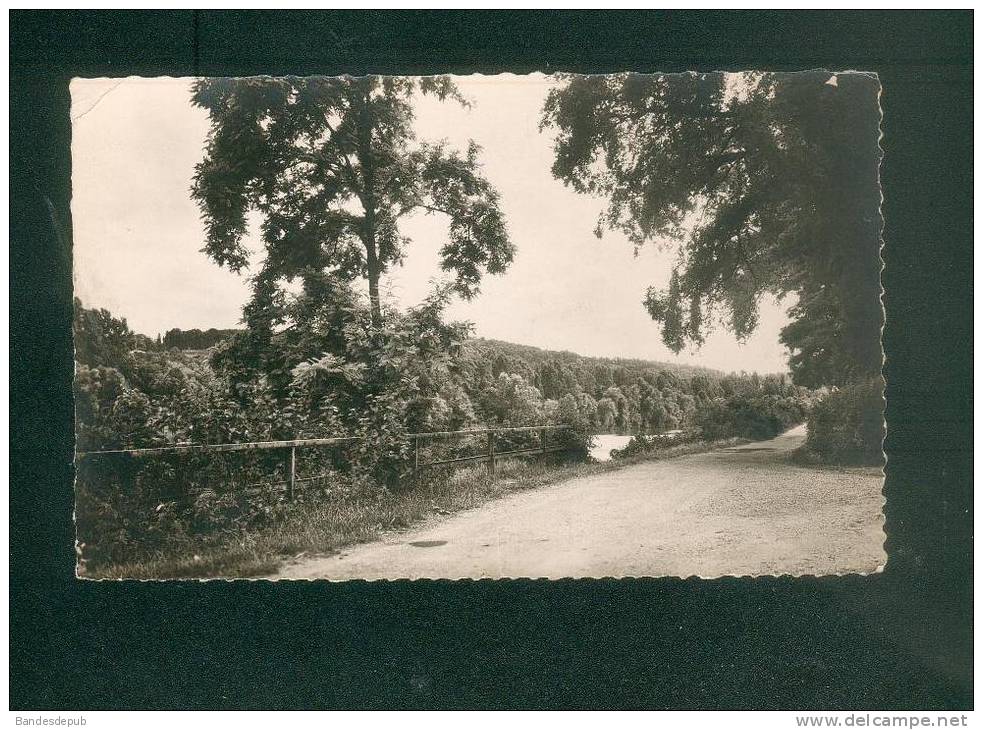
[10,11,973,709]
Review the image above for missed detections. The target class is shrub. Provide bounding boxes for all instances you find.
[805,377,884,465]
[550,393,594,458]
[610,430,702,459]
[697,393,810,441]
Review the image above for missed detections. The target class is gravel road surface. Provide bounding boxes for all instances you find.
[275,426,885,580]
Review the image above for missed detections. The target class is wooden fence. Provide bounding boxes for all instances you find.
[409,424,572,478]
[77,424,575,500]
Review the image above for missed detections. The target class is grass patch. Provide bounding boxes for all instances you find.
[81,437,745,580]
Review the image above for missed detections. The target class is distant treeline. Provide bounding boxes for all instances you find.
[74,298,813,456]
[162,327,241,350]
[472,338,718,380]
[73,301,241,356]
[458,338,804,436]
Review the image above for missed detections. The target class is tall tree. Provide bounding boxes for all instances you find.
[73,298,142,367]
[192,76,514,331]
[542,71,882,387]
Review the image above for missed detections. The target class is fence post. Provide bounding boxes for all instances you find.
[487,430,496,477]
[287,446,296,501]
[413,435,420,482]
[541,427,547,457]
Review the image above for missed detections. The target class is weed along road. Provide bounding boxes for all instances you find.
[275,426,886,580]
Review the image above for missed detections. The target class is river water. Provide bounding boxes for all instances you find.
[588,434,633,462]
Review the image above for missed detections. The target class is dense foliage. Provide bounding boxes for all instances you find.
[695,382,816,442]
[162,327,240,350]
[608,430,702,460]
[804,378,885,465]
[696,394,810,442]
[74,300,815,457]
[73,299,159,364]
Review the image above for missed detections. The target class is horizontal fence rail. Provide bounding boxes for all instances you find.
[76,424,576,500]
[75,424,573,459]
[75,435,362,459]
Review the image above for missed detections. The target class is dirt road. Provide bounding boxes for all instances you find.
[275,426,885,580]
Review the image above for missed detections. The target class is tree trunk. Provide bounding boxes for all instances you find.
[365,239,382,329]
[355,90,383,330]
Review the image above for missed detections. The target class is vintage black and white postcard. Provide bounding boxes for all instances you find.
[71,71,886,580]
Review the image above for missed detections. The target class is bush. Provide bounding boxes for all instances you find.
[697,393,811,441]
[610,429,702,459]
[805,377,884,465]
[549,393,594,458]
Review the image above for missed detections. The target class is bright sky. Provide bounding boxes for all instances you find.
[71,75,791,374]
